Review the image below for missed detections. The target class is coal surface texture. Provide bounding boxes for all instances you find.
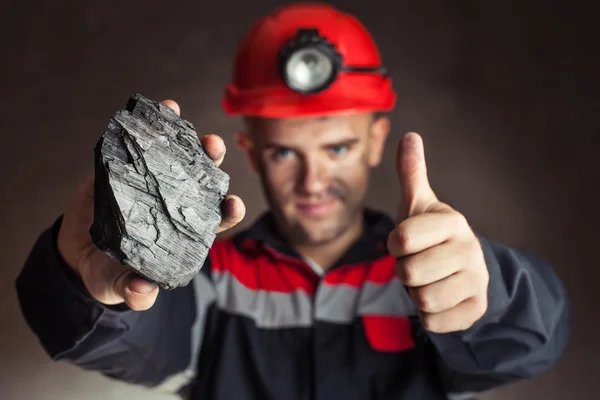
[90,93,229,289]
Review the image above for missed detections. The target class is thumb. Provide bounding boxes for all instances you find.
[117,273,160,311]
[80,250,159,311]
[396,132,438,221]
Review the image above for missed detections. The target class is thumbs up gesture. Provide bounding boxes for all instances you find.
[387,132,489,333]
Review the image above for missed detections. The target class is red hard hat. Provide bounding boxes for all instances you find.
[222,3,396,118]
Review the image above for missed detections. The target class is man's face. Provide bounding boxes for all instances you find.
[240,113,390,246]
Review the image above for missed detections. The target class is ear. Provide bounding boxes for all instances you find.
[367,115,391,167]
[235,131,259,173]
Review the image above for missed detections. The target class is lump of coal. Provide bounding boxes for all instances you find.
[90,93,229,289]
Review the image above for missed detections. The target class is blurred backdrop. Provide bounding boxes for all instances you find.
[1,0,597,399]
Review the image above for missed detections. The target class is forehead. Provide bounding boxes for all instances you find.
[247,113,373,144]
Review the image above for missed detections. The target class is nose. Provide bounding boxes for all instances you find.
[298,156,329,195]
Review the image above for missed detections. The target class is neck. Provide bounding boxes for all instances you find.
[293,212,364,271]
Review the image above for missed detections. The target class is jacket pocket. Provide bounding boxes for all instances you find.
[361,315,415,353]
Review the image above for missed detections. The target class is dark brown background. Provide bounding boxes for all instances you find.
[1,0,597,399]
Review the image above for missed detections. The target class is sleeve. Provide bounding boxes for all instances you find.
[425,235,572,398]
[14,215,217,394]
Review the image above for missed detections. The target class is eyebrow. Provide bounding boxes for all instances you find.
[263,137,360,151]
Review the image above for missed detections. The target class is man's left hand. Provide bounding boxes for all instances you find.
[387,132,489,334]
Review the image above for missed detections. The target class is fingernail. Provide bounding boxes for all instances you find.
[132,282,156,294]
[227,197,240,213]
[127,276,157,294]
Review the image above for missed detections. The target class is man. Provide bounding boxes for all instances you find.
[16,3,571,400]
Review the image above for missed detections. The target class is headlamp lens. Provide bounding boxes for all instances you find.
[285,48,333,92]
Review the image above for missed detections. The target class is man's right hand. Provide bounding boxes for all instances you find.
[56,100,246,311]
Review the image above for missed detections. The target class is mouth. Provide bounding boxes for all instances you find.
[295,199,338,218]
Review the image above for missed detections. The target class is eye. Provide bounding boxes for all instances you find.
[329,144,349,156]
[273,147,296,161]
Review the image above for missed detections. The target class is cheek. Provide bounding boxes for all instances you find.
[261,161,298,197]
[334,155,370,189]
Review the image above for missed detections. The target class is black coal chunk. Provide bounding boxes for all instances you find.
[90,93,229,289]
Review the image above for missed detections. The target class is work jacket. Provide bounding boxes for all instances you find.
[16,209,571,399]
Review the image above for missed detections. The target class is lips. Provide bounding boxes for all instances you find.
[296,199,338,218]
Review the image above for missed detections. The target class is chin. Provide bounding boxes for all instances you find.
[277,201,356,245]
[297,234,339,247]
[290,219,346,246]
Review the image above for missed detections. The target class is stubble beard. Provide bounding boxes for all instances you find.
[288,202,363,246]
[263,181,364,247]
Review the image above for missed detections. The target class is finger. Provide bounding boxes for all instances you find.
[394,241,469,287]
[396,132,438,221]
[201,134,226,167]
[417,296,487,334]
[78,173,95,201]
[161,99,180,116]
[408,270,477,313]
[115,272,159,311]
[217,195,246,234]
[67,173,95,225]
[387,210,460,258]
